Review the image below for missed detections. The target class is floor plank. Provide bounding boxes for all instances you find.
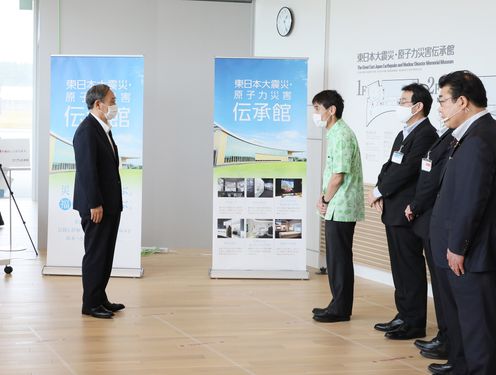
[0,243,441,374]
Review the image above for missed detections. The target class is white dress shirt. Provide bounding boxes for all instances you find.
[403,117,426,140]
[452,109,488,141]
[90,112,115,153]
[373,117,427,198]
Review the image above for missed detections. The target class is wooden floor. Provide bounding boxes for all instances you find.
[0,242,442,375]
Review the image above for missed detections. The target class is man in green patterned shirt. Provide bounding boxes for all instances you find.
[311,90,364,323]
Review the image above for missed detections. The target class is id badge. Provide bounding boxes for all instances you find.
[421,158,432,172]
[392,151,404,164]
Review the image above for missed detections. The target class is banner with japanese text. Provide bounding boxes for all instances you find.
[211,57,308,279]
[44,55,144,277]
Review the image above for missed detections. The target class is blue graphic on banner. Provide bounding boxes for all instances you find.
[214,58,307,155]
[50,56,144,166]
[59,198,71,211]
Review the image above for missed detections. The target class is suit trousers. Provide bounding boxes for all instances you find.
[436,267,496,375]
[385,225,426,327]
[325,220,356,317]
[81,212,121,308]
[423,238,448,342]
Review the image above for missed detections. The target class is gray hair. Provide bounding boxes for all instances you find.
[85,84,110,110]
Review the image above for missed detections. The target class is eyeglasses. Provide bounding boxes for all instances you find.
[397,99,413,105]
[437,96,458,105]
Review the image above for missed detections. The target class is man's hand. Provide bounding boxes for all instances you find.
[90,206,103,224]
[447,249,465,276]
[372,198,383,213]
[367,190,378,207]
[316,196,328,216]
[319,203,328,216]
[404,204,414,222]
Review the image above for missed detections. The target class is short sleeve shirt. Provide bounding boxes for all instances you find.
[322,119,365,222]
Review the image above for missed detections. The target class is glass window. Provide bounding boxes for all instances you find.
[0,0,33,198]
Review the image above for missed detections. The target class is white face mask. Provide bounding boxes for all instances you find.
[105,104,118,121]
[436,112,448,132]
[395,105,415,123]
[312,113,327,128]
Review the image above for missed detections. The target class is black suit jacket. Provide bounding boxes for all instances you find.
[376,118,438,226]
[410,128,454,240]
[73,114,123,216]
[430,112,496,271]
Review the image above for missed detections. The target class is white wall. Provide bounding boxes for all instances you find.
[254,0,328,267]
[328,0,496,184]
[35,0,253,251]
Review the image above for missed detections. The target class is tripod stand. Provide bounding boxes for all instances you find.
[0,164,38,274]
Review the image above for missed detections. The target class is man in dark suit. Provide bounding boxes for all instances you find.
[368,83,438,340]
[73,84,124,319]
[429,71,496,375]
[404,127,454,362]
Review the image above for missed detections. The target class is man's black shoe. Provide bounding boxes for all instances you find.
[313,313,350,323]
[420,349,449,360]
[415,336,445,351]
[312,307,328,315]
[374,316,404,332]
[427,362,453,374]
[103,301,125,312]
[82,305,113,319]
[384,323,426,340]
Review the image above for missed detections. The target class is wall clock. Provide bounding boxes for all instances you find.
[276,7,293,37]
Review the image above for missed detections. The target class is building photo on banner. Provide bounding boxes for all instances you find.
[43,55,144,277]
[211,57,308,279]
[328,0,496,184]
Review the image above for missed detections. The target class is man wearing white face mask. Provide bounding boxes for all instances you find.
[369,83,437,340]
[311,90,364,323]
[73,84,124,319]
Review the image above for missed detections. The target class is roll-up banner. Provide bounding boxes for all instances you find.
[44,55,144,277]
[212,57,309,279]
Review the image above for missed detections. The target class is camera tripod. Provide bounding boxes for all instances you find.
[0,164,38,274]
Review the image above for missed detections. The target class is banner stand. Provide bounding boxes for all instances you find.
[210,269,309,280]
[42,266,143,278]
